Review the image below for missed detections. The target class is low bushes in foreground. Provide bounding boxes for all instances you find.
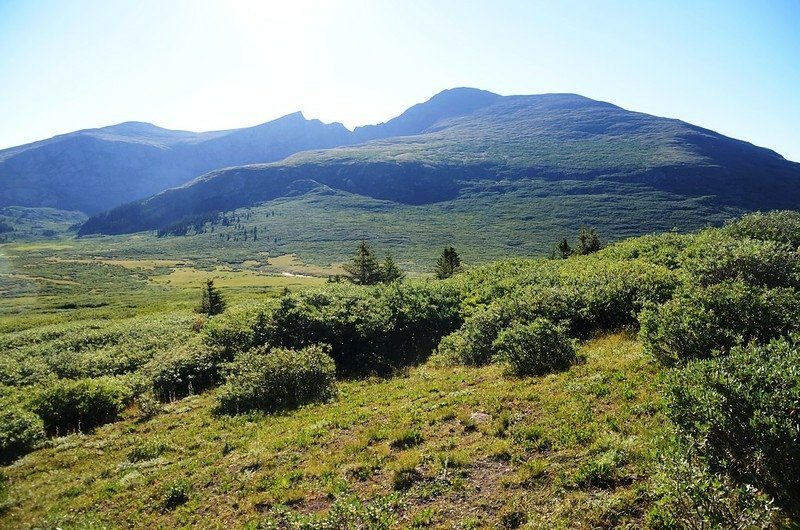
[647,445,777,529]
[266,283,462,375]
[0,404,45,464]
[434,257,676,368]
[493,318,576,376]
[216,344,337,415]
[666,337,800,516]
[722,209,800,249]
[639,281,800,365]
[29,377,131,436]
[147,340,227,402]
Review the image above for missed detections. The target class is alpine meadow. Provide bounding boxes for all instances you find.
[2,2,800,529]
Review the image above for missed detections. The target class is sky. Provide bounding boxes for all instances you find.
[1,0,799,161]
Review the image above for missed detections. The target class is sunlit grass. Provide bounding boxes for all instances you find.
[1,333,668,529]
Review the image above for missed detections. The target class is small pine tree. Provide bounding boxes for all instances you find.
[252,311,269,346]
[380,255,404,283]
[343,241,382,285]
[199,279,226,316]
[435,246,462,279]
[557,238,572,259]
[576,228,601,255]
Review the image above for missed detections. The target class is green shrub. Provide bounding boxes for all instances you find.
[557,257,679,334]
[598,232,692,269]
[493,319,576,376]
[0,315,196,385]
[162,479,190,509]
[202,306,260,357]
[0,404,45,464]
[639,281,800,365]
[29,377,131,436]
[433,305,509,366]
[723,210,800,248]
[268,283,461,375]
[216,344,337,415]
[433,283,583,367]
[148,341,226,402]
[436,256,677,368]
[679,233,800,288]
[647,446,777,529]
[135,392,162,419]
[666,338,800,516]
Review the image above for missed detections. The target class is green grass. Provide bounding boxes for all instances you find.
[0,181,734,332]
[0,333,668,529]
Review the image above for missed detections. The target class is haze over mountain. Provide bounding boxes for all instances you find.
[0,113,358,214]
[0,89,507,215]
[74,88,800,240]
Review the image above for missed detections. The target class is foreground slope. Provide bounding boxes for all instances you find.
[1,335,667,529]
[79,91,800,246]
[3,211,800,528]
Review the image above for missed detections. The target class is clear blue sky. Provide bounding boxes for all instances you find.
[1,0,799,161]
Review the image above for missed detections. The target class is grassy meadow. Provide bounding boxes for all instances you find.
[2,209,800,529]
[2,334,668,529]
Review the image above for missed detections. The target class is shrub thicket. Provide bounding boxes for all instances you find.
[666,337,800,516]
[268,283,461,374]
[639,281,800,365]
[598,232,692,269]
[679,233,800,288]
[723,210,800,248]
[647,446,777,529]
[0,315,196,386]
[148,341,226,402]
[0,404,45,464]
[556,257,679,334]
[492,319,576,376]
[435,257,676,367]
[29,377,131,435]
[216,344,337,415]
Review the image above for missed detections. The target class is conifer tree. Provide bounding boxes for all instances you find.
[199,279,226,316]
[343,241,382,285]
[557,238,572,259]
[435,246,462,279]
[380,255,404,283]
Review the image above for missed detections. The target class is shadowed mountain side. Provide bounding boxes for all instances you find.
[0,88,503,214]
[0,116,354,214]
[77,162,467,235]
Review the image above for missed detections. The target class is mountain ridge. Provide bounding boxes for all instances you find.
[0,88,499,213]
[3,87,799,250]
[76,90,800,244]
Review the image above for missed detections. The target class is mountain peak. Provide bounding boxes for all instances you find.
[101,121,163,132]
[353,87,501,141]
[427,86,500,102]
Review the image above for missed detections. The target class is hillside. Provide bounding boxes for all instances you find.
[0,89,501,215]
[78,90,800,251]
[0,115,356,214]
[2,211,799,528]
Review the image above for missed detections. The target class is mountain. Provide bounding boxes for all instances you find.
[78,89,800,246]
[0,115,356,214]
[0,88,500,215]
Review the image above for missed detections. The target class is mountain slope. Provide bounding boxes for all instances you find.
[78,91,800,243]
[0,116,354,214]
[0,88,500,215]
